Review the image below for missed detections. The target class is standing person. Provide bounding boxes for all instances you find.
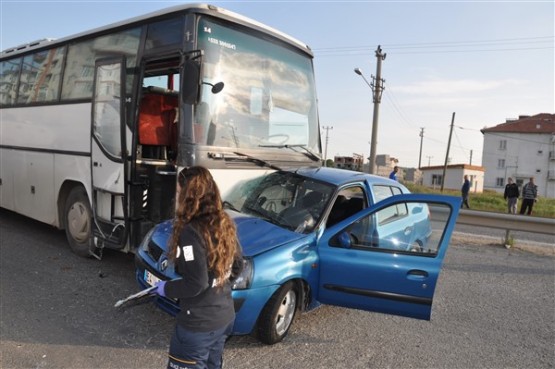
[389,166,399,181]
[503,177,520,214]
[520,177,538,215]
[461,175,471,209]
[155,166,242,369]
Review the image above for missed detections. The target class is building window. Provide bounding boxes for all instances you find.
[431,174,443,186]
[496,178,504,187]
[499,140,507,150]
[498,159,505,168]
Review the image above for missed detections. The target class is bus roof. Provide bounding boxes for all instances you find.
[1,3,313,58]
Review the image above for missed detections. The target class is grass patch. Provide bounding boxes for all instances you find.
[404,183,555,219]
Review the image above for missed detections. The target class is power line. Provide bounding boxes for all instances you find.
[383,88,418,129]
[314,36,554,57]
[314,36,554,51]
[314,35,553,52]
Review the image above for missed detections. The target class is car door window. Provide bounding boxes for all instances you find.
[326,186,366,227]
[377,203,408,225]
[372,185,404,203]
[332,201,444,255]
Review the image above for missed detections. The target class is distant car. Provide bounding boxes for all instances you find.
[135,167,460,344]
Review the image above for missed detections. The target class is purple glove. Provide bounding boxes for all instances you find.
[155,281,167,297]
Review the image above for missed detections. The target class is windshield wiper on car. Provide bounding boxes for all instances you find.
[259,144,321,162]
[222,201,240,212]
[242,205,275,223]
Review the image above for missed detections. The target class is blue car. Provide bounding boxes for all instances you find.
[135,167,460,344]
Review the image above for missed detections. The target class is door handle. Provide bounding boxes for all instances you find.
[404,226,413,236]
[407,269,428,281]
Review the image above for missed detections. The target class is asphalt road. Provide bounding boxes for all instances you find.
[1,208,554,369]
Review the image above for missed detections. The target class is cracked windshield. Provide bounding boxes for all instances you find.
[194,17,319,153]
[225,171,334,233]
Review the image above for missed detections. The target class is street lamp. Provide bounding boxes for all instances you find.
[354,46,386,175]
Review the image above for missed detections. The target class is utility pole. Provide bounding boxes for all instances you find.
[354,45,386,174]
[469,149,473,165]
[418,127,425,169]
[369,46,386,174]
[426,156,433,167]
[322,126,333,165]
[440,112,456,193]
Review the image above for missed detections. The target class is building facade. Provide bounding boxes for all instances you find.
[420,164,485,193]
[481,113,555,198]
[334,155,363,171]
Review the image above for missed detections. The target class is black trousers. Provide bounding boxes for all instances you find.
[519,198,535,215]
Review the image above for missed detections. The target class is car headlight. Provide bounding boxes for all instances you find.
[139,227,155,252]
[231,258,254,290]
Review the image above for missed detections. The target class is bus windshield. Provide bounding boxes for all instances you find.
[195,17,320,154]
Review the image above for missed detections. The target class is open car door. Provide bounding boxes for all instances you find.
[317,194,460,320]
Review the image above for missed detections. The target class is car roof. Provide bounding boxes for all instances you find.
[287,167,407,189]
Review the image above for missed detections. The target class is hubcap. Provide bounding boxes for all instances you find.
[67,202,90,243]
[275,290,296,336]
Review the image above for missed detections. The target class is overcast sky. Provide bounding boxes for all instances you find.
[2,1,553,168]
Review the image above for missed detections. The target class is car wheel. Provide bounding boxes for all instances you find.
[64,187,93,257]
[257,281,297,345]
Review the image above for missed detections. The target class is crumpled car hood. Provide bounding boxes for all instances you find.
[150,212,305,257]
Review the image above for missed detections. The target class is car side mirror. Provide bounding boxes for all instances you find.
[338,231,352,249]
[412,206,423,214]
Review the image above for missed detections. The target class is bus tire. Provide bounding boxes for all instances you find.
[64,187,93,257]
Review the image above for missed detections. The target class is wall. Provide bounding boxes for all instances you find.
[421,167,484,193]
[482,132,555,198]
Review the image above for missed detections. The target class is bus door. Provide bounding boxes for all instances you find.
[90,57,128,253]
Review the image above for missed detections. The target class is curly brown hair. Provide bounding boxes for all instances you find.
[168,166,239,283]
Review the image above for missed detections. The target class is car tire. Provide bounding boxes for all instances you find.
[257,281,297,345]
[64,187,93,257]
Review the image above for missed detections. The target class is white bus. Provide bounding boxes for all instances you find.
[0,4,321,258]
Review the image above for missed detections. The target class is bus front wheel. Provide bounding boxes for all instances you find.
[64,187,93,257]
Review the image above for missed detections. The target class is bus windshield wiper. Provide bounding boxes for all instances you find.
[208,151,282,171]
[232,152,282,171]
[259,144,321,162]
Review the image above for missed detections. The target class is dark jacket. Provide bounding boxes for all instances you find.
[504,183,520,199]
[164,225,236,332]
[461,179,470,196]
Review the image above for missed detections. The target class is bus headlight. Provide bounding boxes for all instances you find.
[231,258,253,290]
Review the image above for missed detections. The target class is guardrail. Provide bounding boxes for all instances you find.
[457,209,555,236]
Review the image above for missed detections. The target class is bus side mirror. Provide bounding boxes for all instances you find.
[182,60,200,104]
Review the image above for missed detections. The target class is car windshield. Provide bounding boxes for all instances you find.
[194,17,319,152]
[225,171,334,233]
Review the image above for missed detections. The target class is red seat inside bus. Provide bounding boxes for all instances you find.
[138,89,178,147]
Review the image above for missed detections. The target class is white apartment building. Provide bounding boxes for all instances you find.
[481,113,555,198]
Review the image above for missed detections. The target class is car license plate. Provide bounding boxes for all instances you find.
[144,270,161,287]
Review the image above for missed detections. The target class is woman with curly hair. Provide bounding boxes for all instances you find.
[155,166,242,369]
